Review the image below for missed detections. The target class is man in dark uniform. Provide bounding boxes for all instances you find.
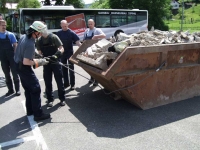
[0,20,21,96]
[83,19,106,86]
[57,20,81,90]
[14,21,50,121]
[36,26,65,107]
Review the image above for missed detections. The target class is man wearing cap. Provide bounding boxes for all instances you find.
[14,21,50,121]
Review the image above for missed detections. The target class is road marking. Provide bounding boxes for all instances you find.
[21,101,49,150]
[0,136,35,148]
[39,79,44,82]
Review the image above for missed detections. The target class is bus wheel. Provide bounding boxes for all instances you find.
[114,30,124,41]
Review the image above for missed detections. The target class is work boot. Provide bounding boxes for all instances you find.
[15,91,21,96]
[88,79,93,84]
[47,101,53,107]
[5,90,15,97]
[64,83,70,88]
[60,101,65,106]
[70,86,75,90]
[93,80,98,86]
[34,113,50,121]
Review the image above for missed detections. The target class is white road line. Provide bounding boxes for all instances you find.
[21,101,49,150]
[0,136,35,148]
[39,79,44,82]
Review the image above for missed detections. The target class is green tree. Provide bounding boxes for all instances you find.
[0,0,8,17]
[28,0,41,8]
[17,0,41,8]
[43,0,51,5]
[109,0,171,31]
[90,0,110,8]
[55,0,63,5]
[64,0,84,8]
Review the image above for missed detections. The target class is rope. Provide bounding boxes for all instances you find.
[45,57,166,95]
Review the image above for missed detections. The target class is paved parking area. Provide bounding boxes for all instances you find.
[0,51,200,150]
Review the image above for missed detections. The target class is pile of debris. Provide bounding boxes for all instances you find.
[76,39,118,70]
[116,29,200,46]
[76,29,200,70]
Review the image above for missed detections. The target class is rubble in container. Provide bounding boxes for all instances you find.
[76,29,200,70]
[76,39,118,70]
[116,29,200,46]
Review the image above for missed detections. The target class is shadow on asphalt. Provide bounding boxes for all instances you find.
[62,87,200,139]
[0,94,16,104]
[0,116,31,145]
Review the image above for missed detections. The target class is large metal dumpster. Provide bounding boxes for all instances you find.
[70,40,200,110]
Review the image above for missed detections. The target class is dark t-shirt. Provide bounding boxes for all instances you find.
[14,35,35,63]
[56,29,79,52]
[36,34,63,50]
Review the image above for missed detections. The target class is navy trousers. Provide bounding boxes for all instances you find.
[1,55,20,91]
[43,63,65,102]
[15,63,43,117]
[61,56,75,86]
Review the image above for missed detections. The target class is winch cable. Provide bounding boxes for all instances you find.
[45,57,166,95]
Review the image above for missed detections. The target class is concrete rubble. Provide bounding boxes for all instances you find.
[117,29,200,46]
[76,39,118,70]
[76,29,200,70]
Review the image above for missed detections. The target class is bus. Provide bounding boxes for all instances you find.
[8,6,148,40]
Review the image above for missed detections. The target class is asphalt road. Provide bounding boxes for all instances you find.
[0,47,200,150]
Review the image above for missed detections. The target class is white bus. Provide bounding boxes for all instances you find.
[9,6,148,40]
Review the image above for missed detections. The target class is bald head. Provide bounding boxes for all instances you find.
[88,19,95,30]
[60,20,68,31]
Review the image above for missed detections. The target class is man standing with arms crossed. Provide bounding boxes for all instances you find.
[0,20,21,96]
[57,20,81,90]
[83,19,106,86]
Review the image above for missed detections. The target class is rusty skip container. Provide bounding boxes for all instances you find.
[70,40,200,110]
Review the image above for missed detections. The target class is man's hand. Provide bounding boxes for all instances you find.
[33,58,49,69]
[46,51,62,62]
[46,55,57,62]
[54,51,62,58]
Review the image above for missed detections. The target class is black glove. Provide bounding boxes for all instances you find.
[46,55,57,62]
[47,51,62,62]
[54,51,62,59]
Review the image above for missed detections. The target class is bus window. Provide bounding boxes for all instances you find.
[24,15,42,31]
[96,15,110,28]
[111,15,127,27]
[44,17,56,29]
[43,14,64,29]
[137,12,147,21]
[128,12,137,24]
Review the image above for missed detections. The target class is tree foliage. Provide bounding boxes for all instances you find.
[55,0,63,5]
[0,0,8,17]
[90,0,110,8]
[109,0,171,31]
[17,0,41,9]
[43,0,51,5]
[65,0,84,8]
